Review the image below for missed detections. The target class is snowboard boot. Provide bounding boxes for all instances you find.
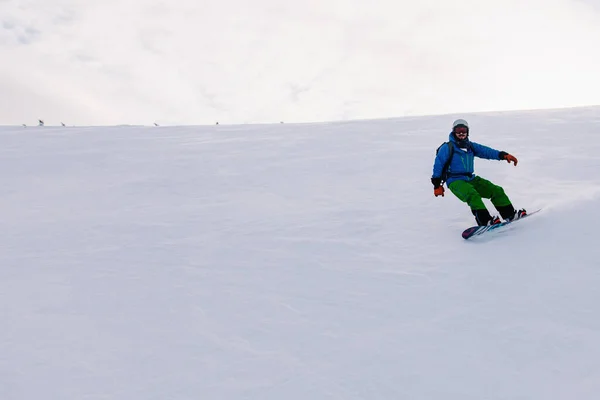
[472,208,502,226]
[512,208,527,221]
[497,204,527,222]
[490,216,502,225]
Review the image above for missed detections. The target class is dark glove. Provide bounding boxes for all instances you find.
[499,151,518,166]
[432,177,444,196]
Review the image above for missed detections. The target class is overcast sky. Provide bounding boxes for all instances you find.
[2,0,600,125]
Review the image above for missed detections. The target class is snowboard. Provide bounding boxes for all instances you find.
[462,209,541,240]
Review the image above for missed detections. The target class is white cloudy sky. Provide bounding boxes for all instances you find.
[1,0,600,125]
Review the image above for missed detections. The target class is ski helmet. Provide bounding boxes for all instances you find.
[452,119,469,130]
[451,118,469,141]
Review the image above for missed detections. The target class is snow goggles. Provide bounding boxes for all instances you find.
[453,126,468,134]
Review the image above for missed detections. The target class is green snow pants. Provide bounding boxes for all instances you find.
[448,176,511,211]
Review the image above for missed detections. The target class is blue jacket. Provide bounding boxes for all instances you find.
[432,133,502,186]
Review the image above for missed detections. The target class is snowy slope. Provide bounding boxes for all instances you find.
[1,107,600,399]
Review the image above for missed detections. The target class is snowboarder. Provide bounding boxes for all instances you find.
[431,119,526,226]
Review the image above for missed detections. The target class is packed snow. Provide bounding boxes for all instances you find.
[2,106,600,399]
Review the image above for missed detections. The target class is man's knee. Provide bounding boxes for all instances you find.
[491,185,506,196]
[490,184,511,204]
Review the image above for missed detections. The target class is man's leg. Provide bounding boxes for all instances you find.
[448,179,494,226]
[470,176,516,220]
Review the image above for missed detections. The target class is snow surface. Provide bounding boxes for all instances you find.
[2,107,600,399]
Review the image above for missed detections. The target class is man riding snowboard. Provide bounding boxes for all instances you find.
[431,119,526,226]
